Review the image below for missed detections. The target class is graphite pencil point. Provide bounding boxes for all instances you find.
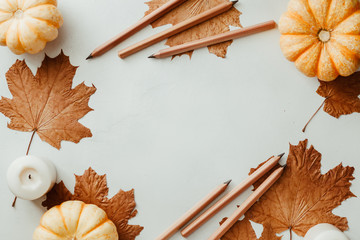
[224,179,232,186]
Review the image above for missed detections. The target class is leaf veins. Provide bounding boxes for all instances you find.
[245,139,356,238]
[0,51,96,149]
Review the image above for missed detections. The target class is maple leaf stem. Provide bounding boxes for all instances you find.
[12,130,36,208]
[289,228,292,240]
[302,99,326,132]
[26,130,36,155]
[12,196,17,208]
[12,131,38,208]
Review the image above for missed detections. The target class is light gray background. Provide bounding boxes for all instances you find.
[0,0,359,239]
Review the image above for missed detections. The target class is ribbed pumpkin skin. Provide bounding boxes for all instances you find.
[279,0,360,81]
[0,0,63,55]
[33,201,118,240]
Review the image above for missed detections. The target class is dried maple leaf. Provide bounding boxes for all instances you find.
[317,72,360,118]
[303,72,360,132]
[42,168,144,240]
[245,139,355,239]
[145,0,242,58]
[0,51,96,149]
[220,217,281,240]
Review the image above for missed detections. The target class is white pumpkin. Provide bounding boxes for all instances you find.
[0,0,63,54]
[33,201,118,240]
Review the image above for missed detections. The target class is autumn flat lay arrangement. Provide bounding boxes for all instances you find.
[0,0,359,239]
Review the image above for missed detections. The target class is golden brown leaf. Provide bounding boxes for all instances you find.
[317,72,360,118]
[246,140,356,238]
[42,168,144,240]
[145,0,242,58]
[220,217,281,240]
[0,51,96,149]
[259,224,282,240]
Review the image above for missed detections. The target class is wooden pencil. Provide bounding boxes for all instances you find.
[180,153,284,237]
[118,0,238,59]
[156,180,231,240]
[86,0,188,59]
[149,20,276,59]
[208,166,285,240]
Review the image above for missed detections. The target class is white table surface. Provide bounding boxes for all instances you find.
[0,0,359,239]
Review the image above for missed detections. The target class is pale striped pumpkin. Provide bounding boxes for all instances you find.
[279,0,360,81]
[0,0,63,54]
[33,201,118,240]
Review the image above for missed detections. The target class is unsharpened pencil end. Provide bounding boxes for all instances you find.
[231,0,238,5]
[86,54,93,60]
[148,54,155,58]
[278,152,285,158]
[224,179,232,186]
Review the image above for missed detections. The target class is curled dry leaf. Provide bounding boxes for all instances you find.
[220,217,281,240]
[245,139,356,239]
[145,0,242,58]
[42,168,144,240]
[303,72,360,132]
[0,51,96,149]
[317,72,360,118]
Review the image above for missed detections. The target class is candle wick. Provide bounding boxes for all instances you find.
[28,174,32,179]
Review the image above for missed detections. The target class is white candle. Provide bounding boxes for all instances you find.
[305,223,349,240]
[6,156,57,200]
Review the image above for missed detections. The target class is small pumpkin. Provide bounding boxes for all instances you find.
[33,201,118,240]
[0,0,63,55]
[279,0,360,81]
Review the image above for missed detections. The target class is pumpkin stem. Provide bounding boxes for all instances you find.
[302,99,326,132]
[318,29,331,43]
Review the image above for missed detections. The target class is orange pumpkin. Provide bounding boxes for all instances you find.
[279,0,360,81]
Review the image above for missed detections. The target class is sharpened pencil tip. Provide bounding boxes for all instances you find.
[86,54,93,60]
[224,179,232,186]
[148,54,155,58]
[278,152,285,158]
[231,0,238,5]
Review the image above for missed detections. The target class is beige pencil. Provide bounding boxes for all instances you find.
[208,166,285,240]
[149,20,276,59]
[118,0,238,59]
[86,0,188,59]
[156,180,231,240]
[181,153,284,237]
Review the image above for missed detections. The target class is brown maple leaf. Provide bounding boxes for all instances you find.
[303,72,360,132]
[220,217,281,240]
[317,72,360,118]
[145,0,242,58]
[42,168,144,240]
[245,139,355,239]
[0,51,96,149]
